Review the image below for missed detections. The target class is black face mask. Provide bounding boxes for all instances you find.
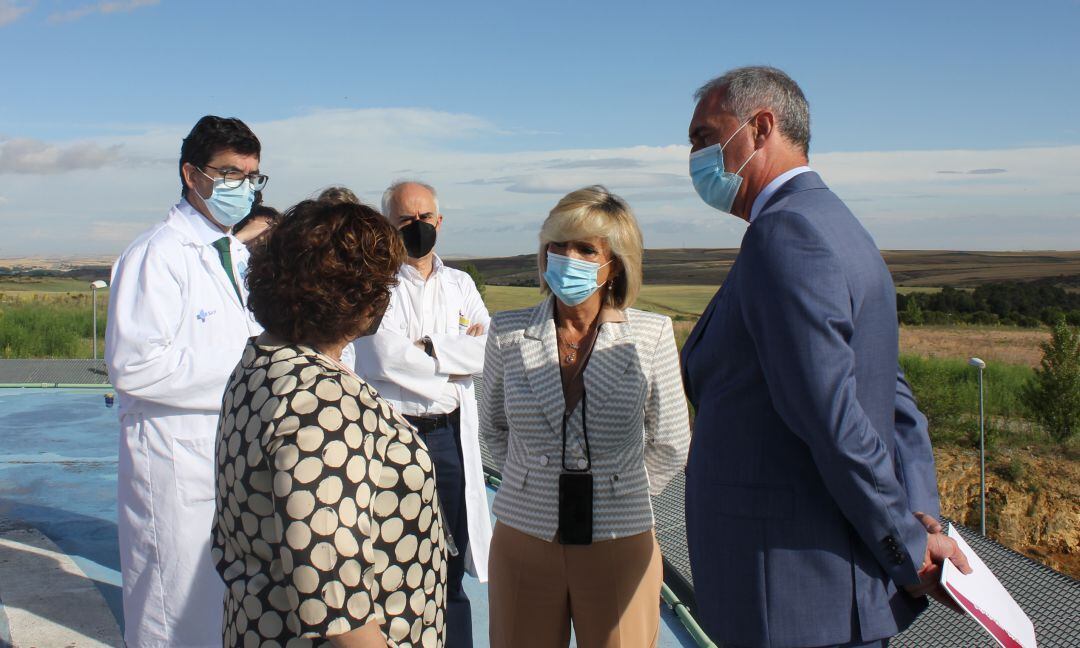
[399,220,437,258]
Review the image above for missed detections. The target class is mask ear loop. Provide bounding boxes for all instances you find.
[727,114,761,175]
[735,147,760,175]
[191,165,218,202]
[721,114,756,150]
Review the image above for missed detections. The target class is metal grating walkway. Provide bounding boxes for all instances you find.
[0,359,109,385]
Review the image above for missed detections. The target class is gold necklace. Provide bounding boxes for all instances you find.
[557,331,581,364]
[557,317,598,365]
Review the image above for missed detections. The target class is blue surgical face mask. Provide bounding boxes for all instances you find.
[689,116,758,214]
[543,251,613,307]
[194,169,256,227]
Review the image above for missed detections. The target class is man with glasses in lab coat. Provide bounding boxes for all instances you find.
[106,115,266,647]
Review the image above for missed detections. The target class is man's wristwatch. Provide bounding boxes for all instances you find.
[421,336,435,358]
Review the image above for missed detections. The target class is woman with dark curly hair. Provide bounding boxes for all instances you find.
[212,199,448,648]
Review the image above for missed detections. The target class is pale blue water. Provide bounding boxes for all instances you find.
[0,388,696,647]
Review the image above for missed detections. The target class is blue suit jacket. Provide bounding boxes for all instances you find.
[682,172,941,648]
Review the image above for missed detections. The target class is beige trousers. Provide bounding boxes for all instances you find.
[488,522,663,648]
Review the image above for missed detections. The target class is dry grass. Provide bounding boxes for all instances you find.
[671,321,1050,368]
[899,325,1049,368]
[674,321,1050,368]
[673,320,696,350]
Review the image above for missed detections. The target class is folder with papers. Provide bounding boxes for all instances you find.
[941,524,1037,648]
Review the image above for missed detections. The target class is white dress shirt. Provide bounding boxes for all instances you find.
[353,255,489,416]
[749,165,813,224]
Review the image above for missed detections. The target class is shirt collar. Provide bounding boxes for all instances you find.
[749,165,813,224]
[399,253,444,283]
[178,198,233,246]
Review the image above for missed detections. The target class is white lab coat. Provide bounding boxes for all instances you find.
[350,256,494,581]
[105,200,261,647]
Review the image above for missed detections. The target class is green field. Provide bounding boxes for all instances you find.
[896,286,955,295]
[899,354,1039,447]
[0,293,107,358]
[2,284,711,361]
[483,285,546,312]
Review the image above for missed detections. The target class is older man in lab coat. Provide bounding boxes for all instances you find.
[352,180,492,648]
[105,116,265,647]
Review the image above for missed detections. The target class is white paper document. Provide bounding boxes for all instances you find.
[940,523,1037,648]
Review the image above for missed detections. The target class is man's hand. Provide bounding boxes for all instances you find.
[465,323,484,337]
[914,511,943,534]
[904,519,972,613]
[415,337,435,358]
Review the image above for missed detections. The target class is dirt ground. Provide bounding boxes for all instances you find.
[899,325,1049,368]
[935,447,1080,578]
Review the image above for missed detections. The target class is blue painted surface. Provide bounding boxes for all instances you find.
[0,388,696,647]
[0,388,123,627]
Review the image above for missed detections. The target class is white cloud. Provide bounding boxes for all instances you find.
[48,0,157,23]
[483,171,685,194]
[936,168,1007,175]
[545,157,647,170]
[814,145,1080,206]
[1,108,1077,258]
[0,137,125,174]
[0,0,32,27]
[86,219,154,245]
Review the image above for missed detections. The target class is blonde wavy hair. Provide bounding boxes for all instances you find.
[537,185,643,310]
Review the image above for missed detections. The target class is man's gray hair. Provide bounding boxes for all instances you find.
[695,66,811,156]
[381,180,440,217]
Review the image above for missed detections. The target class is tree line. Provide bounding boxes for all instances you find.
[898,279,1080,327]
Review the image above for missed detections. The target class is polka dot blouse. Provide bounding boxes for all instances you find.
[212,338,447,647]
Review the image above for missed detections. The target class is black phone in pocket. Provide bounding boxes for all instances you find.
[558,472,593,545]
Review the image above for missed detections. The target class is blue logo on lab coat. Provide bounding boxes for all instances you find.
[197,309,216,322]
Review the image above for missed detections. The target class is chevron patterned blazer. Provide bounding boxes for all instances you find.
[479,296,691,542]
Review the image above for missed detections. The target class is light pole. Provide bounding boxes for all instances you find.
[90,280,107,360]
[969,357,987,535]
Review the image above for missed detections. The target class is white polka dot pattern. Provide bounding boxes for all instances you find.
[213,340,446,647]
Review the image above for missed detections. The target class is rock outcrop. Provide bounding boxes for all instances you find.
[935,447,1080,578]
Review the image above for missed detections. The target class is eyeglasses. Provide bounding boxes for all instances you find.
[201,164,270,191]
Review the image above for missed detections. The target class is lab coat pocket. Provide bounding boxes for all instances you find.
[172,436,217,505]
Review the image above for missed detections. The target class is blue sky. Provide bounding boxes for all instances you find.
[1,0,1078,258]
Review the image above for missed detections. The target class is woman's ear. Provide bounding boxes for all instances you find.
[609,256,623,280]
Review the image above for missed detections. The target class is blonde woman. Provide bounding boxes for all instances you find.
[480,186,691,647]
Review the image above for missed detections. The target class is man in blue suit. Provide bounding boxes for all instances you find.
[681,67,971,648]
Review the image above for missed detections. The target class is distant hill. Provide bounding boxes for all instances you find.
[4,250,1079,289]
[0,261,111,282]
[881,251,1080,286]
[448,249,1080,288]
